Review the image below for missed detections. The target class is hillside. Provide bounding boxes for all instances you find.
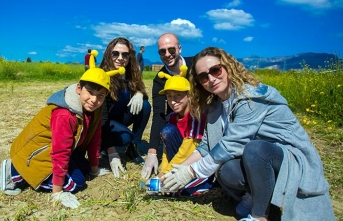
[144,52,341,71]
[238,52,340,70]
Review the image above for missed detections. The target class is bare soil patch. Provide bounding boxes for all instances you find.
[0,81,342,220]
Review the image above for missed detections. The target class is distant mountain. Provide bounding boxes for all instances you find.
[144,52,341,71]
[237,52,341,70]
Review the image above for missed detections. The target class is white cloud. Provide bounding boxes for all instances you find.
[91,19,202,47]
[56,44,104,58]
[243,36,254,42]
[75,25,86,30]
[171,18,196,29]
[212,37,226,44]
[28,51,37,55]
[278,0,343,9]
[206,9,254,30]
[58,19,203,58]
[224,0,242,8]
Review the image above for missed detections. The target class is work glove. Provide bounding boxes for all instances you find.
[127,92,143,115]
[51,191,80,209]
[108,152,125,178]
[89,168,111,177]
[162,164,195,191]
[141,153,158,180]
[191,154,221,178]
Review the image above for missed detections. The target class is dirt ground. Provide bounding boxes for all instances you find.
[0,81,342,221]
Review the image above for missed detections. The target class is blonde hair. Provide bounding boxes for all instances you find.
[189,47,260,119]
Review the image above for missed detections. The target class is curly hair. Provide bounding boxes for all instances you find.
[189,47,260,119]
[99,37,147,101]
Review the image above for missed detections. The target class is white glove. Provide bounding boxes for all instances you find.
[141,153,158,179]
[127,92,143,115]
[162,164,195,191]
[108,153,125,178]
[51,191,80,209]
[191,154,221,178]
[89,167,111,177]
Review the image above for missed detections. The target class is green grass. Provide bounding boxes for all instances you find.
[1,59,342,126]
[0,59,342,219]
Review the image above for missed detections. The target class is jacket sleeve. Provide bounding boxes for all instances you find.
[160,138,200,174]
[50,108,77,186]
[149,74,168,149]
[210,99,266,162]
[159,146,168,173]
[101,96,112,149]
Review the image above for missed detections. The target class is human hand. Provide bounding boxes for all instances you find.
[141,153,158,179]
[127,92,143,115]
[191,154,221,178]
[108,153,126,178]
[89,167,111,177]
[162,164,195,191]
[51,191,80,209]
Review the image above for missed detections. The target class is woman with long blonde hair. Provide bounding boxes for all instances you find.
[162,47,334,221]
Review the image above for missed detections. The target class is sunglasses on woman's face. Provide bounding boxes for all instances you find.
[158,47,177,56]
[196,64,222,84]
[112,51,130,60]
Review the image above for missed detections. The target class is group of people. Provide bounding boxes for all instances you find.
[0,32,335,220]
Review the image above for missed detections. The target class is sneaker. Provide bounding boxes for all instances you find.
[239,214,260,221]
[236,192,253,217]
[0,159,21,195]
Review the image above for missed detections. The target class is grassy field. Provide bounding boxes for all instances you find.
[0,60,342,220]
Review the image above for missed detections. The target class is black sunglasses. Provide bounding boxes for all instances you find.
[158,47,177,56]
[196,64,222,84]
[111,51,130,60]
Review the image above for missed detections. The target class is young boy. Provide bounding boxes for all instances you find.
[157,73,214,196]
[0,52,122,208]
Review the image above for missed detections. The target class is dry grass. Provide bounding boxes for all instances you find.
[0,80,342,221]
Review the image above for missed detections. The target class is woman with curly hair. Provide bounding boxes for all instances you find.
[162,47,334,221]
[99,37,151,178]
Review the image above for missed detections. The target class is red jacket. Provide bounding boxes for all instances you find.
[10,84,102,189]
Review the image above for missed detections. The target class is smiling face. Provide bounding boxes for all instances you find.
[76,83,107,112]
[165,90,190,117]
[111,43,130,69]
[157,34,181,68]
[195,55,231,101]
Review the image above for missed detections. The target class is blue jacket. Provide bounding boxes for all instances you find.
[196,83,334,220]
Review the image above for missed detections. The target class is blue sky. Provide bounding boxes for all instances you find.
[1,0,342,63]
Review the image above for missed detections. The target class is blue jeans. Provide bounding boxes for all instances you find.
[216,140,283,216]
[105,99,151,147]
[11,150,90,193]
[160,124,215,196]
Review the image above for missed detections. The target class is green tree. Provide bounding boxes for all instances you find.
[26,57,32,62]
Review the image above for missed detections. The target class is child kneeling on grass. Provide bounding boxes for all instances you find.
[0,51,123,209]
[157,72,215,196]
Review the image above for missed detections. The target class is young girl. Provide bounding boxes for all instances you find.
[158,72,214,196]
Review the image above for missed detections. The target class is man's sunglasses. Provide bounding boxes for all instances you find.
[196,64,222,84]
[158,47,176,56]
[112,51,130,60]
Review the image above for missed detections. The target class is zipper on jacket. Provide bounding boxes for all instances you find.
[26,145,49,166]
[280,191,286,215]
[73,115,83,150]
